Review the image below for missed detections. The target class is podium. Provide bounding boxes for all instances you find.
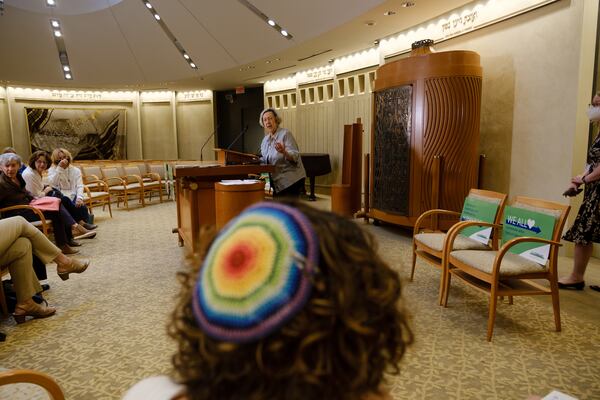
[214,148,260,165]
[174,163,274,253]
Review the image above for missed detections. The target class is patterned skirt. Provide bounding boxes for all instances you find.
[563,181,600,245]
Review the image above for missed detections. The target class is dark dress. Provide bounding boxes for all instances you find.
[563,132,600,245]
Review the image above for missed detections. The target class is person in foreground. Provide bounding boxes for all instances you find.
[124,201,413,400]
[559,93,600,292]
[259,108,307,198]
[0,216,90,323]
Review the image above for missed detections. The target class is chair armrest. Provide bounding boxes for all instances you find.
[104,176,126,186]
[83,174,100,184]
[144,172,162,182]
[485,237,563,277]
[0,205,50,235]
[444,221,502,258]
[122,174,143,185]
[413,209,461,236]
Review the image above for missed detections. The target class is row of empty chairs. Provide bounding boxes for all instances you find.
[412,189,570,341]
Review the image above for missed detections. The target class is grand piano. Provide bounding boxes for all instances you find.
[300,153,332,201]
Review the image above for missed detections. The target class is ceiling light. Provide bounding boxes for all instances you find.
[46,0,56,6]
[63,65,70,72]
[154,14,160,20]
[51,20,60,28]
[54,30,62,37]
[365,20,376,26]
[183,54,190,60]
[145,2,152,8]
[267,19,275,26]
[384,11,396,16]
[280,30,288,37]
[190,62,196,68]
[237,0,293,40]
[65,73,72,80]
[401,1,415,7]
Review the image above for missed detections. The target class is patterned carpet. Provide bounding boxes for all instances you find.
[1,199,599,399]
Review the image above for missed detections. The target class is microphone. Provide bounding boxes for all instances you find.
[226,125,249,151]
[200,124,220,162]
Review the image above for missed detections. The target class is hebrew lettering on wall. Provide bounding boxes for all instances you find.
[26,108,126,160]
[373,85,412,215]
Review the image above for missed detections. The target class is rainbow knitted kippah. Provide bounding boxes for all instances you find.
[192,202,319,343]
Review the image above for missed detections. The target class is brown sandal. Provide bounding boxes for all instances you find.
[57,258,90,281]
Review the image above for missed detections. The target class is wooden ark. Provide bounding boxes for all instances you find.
[368,41,482,228]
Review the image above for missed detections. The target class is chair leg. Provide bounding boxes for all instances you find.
[442,272,451,307]
[550,280,561,332]
[487,288,499,341]
[410,243,417,281]
[0,280,9,319]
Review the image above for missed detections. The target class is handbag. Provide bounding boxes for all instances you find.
[29,196,61,212]
[46,188,64,198]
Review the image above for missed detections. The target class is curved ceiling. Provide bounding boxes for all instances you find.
[0,0,472,90]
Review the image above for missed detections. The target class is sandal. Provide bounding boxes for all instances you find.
[13,301,56,324]
[57,258,90,281]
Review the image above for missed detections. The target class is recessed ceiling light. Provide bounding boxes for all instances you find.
[65,73,72,80]
[145,2,152,8]
[51,20,60,28]
[401,1,415,7]
[280,30,288,37]
[383,11,396,16]
[46,0,56,6]
[183,54,190,60]
[63,65,70,72]
[267,19,275,26]
[190,63,196,68]
[154,14,160,20]
[365,20,376,26]
[54,30,62,37]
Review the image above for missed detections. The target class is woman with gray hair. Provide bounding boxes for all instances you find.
[0,152,81,254]
[259,108,306,197]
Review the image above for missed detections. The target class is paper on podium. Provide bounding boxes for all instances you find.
[219,179,261,185]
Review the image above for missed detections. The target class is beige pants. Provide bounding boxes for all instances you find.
[0,216,61,302]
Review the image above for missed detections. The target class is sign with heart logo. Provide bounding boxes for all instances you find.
[502,206,556,265]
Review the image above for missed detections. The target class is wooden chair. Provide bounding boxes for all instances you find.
[412,189,507,304]
[83,179,112,218]
[0,207,52,318]
[441,196,570,341]
[100,166,145,210]
[123,165,163,204]
[0,369,65,400]
[148,163,174,200]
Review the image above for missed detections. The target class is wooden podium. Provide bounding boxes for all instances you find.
[214,149,260,165]
[174,162,274,253]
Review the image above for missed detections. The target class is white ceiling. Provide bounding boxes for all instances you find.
[0,0,473,90]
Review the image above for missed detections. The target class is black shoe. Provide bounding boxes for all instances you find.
[81,222,97,230]
[41,283,50,292]
[590,285,600,292]
[557,281,585,290]
[67,239,82,247]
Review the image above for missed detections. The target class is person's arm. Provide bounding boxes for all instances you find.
[573,163,600,185]
[72,167,85,204]
[279,131,300,163]
[22,168,45,197]
[46,165,64,187]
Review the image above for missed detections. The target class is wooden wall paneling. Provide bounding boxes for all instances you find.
[176,100,215,160]
[140,102,177,159]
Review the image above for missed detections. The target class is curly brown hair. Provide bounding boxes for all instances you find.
[169,200,413,400]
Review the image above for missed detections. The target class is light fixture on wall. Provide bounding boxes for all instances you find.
[141,0,198,70]
[237,0,293,40]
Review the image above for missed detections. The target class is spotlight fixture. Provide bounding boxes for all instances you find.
[141,0,198,70]
[237,0,293,40]
[383,11,396,16]
[46,0,56,6]
[401,1,415,7]
[50,19,73,80]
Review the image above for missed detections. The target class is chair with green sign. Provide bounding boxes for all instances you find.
[412,189,507,305]
[441,196,570,341]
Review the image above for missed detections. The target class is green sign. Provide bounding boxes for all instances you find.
[459,197,499,244]
[502,206,556,265]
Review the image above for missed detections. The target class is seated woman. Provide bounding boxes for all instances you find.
[46,148,97,231]
[0,153,88,254]
[0,216,90,323]
[124,201,413,400]
[22,150,96,239]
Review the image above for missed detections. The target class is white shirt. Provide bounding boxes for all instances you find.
[47,164,85,201]
[21,166,46,197]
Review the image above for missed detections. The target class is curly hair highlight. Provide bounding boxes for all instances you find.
[169,201,413,400]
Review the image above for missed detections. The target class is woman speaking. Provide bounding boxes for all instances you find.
[259,108,306,198]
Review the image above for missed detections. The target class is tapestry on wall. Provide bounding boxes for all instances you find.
[26,108,126,160]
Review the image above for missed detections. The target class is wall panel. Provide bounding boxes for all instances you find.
[176,101,215,160]
[140,102,177,159]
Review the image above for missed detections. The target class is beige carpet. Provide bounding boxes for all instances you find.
[1,199,599,399]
